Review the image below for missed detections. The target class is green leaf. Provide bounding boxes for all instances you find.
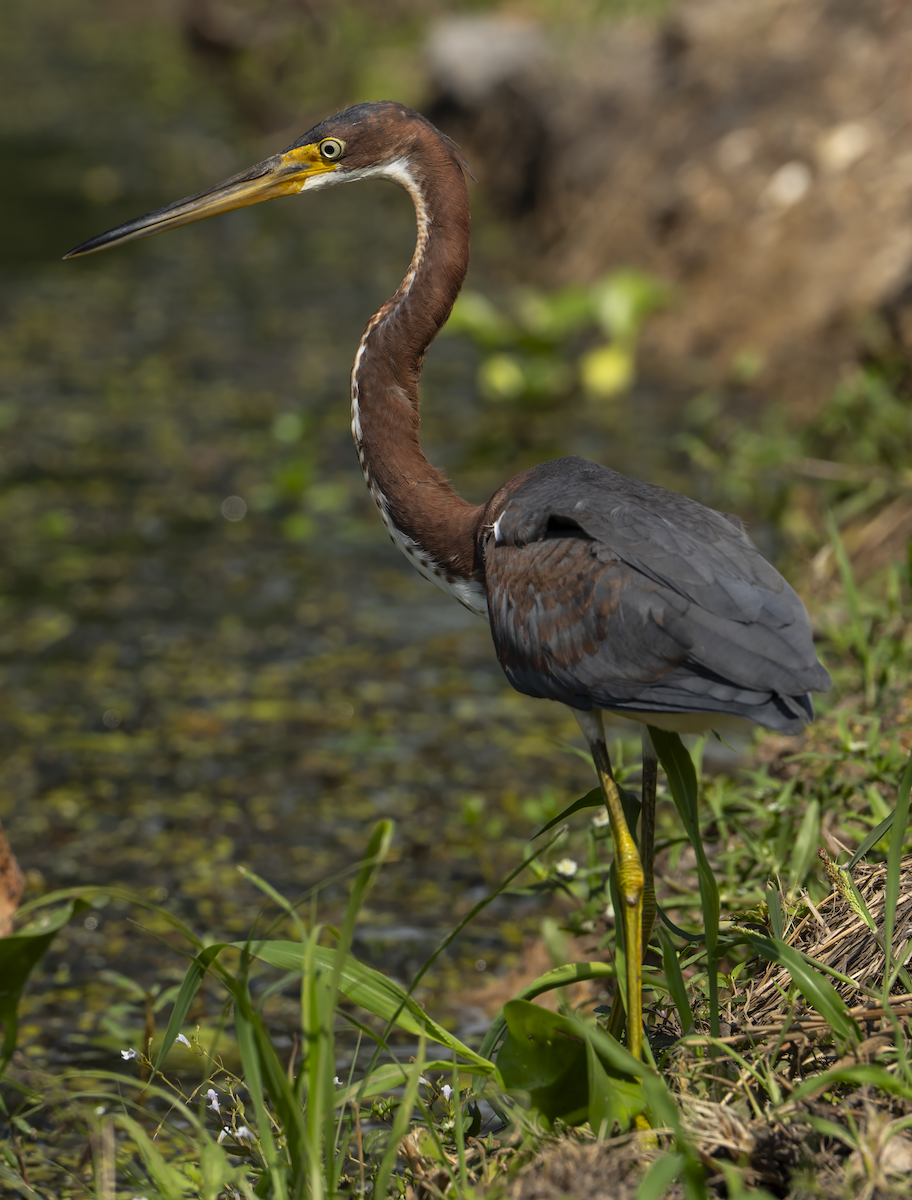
[0,898,89,1069]
[153,943,229,1076]
[585,1037,646,1135]
[373,1046,428,1199]
[787,1062,912,1106]
[649,728,721,1038]
[478,961,617,1062]
[114,1113,192,1200]
[240,940,495,1073]
[766,882,784,941]
[659,927,694,1035]
[884,749,912,997]
[534,787,603,838]
[741,934,859,1048]
[787,799,820,893]
[649,730,719,956]
[496,1000,589,1123]
[636,1152,686,1200]
[848,810,895,869]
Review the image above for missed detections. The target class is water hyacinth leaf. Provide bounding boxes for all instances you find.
[741,934,859,1047]
[496,1000,590,1122]
[240,940,495,1073]
[0,898,89,1070]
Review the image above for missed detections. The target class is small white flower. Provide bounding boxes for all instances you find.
[418,1077,430,1086]
[555,858,578,879]
[441,1084,453,1101]
[206,1088,220,1113]
[174,1033,191,1047]
[333,1076,342,1086]
[121,1048,139,1060]
[217,1128,228,1144]
[591,808,610,828]
[236,1126,255,1142]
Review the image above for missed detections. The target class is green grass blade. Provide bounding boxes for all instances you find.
[848,811,896,869]
[649,728,720,1038]
[113,1113,191,1200]
[786,1062,912,1106]
[884,748,912,1000]
[636,1152,686,1200]
[787,799,820,895]
[659,927,694,1035]
[766,883,784,942]
[741,933,859,1047]
[826,512,874,703]
[233,984,289,1199]
[153,943,228,1076]
[533,787,603,837]
[240,940,495,1072]
[372,1042,426,1199]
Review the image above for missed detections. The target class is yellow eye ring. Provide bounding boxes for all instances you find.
[319,138,344,161]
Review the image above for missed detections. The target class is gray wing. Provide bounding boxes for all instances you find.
[483,457,830,733]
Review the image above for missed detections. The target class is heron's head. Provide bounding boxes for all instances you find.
[64,102,459,259]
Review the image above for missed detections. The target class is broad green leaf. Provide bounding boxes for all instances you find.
[585,1037,645,1135]
[497,1000,589,1122]
[478,961,617,1062]
[0,899,89,1069]
[240,940,495,1073]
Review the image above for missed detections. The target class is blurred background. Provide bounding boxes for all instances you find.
[2,0,912,1065]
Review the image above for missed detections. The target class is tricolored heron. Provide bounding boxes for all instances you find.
[65,102,831,1059]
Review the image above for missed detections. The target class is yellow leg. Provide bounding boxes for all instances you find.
[575,711,644,1060]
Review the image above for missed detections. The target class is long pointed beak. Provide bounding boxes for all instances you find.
[64,144,337,258]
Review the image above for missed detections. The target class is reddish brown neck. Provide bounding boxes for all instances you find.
[349,131,485,593]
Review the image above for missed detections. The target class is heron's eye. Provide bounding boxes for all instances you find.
[319,138,344,161]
